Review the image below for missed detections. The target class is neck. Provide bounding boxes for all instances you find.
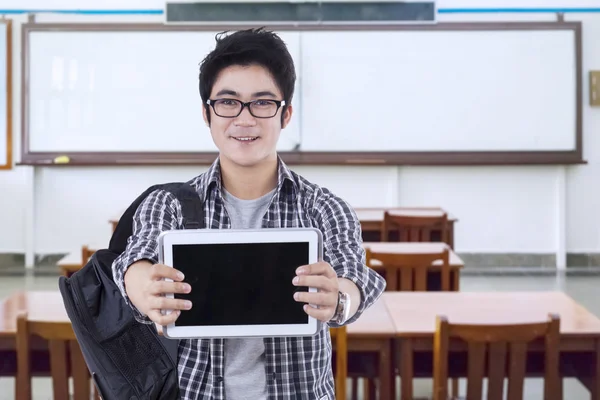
[219,156,279,200]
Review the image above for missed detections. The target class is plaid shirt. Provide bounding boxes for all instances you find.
[112,157,386,400]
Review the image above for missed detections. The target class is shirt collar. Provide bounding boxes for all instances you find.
[201,155,298,198]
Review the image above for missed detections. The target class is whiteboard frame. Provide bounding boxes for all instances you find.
[0,19,12,170]
[19,22,584,166]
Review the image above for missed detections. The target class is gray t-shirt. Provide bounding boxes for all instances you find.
[221,187,275,400]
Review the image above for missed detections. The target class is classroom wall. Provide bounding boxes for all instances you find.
[1,0,599,267]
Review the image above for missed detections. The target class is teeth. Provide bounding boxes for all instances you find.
[234,137,257,141]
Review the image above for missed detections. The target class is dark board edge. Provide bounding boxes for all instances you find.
[164,1,436,23]
[20,21,584,166]
[0,19,12,170]
[19,21,582,31]
[17,151,587,166]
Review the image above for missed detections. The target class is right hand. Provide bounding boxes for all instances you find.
[124,261,192,326]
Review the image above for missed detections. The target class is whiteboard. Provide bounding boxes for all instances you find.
[24,25,579,158]
[0,21,8,168]
[300,29,577,152]
[27,29,301,153]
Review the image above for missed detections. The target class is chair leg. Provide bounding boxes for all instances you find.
[451,378,459,398]
[367,378,377,400]
[92,382,101,399]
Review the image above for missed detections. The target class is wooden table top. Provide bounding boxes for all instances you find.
[0,291,395,339]
[346,296,395,338]
[2,291,600,340]
[109,207,457,225]
[59,242,464,268]
[57,252,92,267]
[354,208,457,223]
[0,291,70,337]
[384,291,600,338]
[364,242,464,268]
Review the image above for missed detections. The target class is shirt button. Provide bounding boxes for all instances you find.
[272,372,277,380]
[216,376,223,383]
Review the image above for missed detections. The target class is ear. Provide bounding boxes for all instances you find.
[281,105,293,129]
[202,104,210,127]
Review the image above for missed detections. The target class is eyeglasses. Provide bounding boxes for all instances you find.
[206,98,286,119]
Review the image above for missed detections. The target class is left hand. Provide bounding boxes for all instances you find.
[292,261,339,322]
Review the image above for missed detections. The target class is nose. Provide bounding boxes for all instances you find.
[234,105,257,126]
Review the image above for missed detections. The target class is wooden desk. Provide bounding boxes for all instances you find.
[57,252,90,277]
[4,291,599,398]
[345,297,395,399]
[111,208,457,246]
[109,218,119,232]
[356,207,457,247]
[0,291,396,398]
[57,242,464,286]
[0,291,70,329]
[364,242,463,291]
[57,242,107,276]
[0,291,71,377]
[384,292,600,400]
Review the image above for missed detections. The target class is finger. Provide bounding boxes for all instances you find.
[147,309,181,326]
[150,280,191,296]
[296,262,337,279]
[151,296,193,311]
[293,275,337,292]
[294,291,338,307]
[150,264,185,282]
[302,304,336,323]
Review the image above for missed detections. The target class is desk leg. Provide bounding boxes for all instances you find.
[452,271,460,292]
[379,340,392,400]
[594,340,600,400]
[400,339,413,400]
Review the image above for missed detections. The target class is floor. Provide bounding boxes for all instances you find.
[0,271,597,399]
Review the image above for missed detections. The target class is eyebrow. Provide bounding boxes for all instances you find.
[214,89,278,98]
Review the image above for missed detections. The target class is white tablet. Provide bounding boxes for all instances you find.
[157,227,322,339]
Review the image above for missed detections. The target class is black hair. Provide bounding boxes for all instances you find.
[198,27,296,125]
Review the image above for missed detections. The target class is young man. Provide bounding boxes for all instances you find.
[112,28,386,400]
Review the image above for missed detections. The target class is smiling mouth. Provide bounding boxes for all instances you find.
[232,136,259,142]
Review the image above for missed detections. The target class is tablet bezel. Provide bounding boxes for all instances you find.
[157,227,322,339]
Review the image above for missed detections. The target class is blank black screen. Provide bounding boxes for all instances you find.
[172,242,309,327]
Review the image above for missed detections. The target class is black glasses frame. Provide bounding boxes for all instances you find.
[206,98,286,119]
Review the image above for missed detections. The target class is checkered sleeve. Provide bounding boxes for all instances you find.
[111,189,180,324]
[310,188,387,326]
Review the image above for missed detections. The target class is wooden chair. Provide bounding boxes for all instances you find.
[16,312,99,399]
[81,245,95,265]
[58,245,98,277]
[330,326,348,399]
[381,212,449,244]
[432,313,561,400]
[365,247,455,398]
[366,247,451,292]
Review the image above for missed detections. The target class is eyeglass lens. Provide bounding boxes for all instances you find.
[213,99,279,118]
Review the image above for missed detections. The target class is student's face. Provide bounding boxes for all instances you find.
[203,64,292,168]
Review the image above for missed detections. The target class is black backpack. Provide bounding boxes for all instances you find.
[58,182,204,400]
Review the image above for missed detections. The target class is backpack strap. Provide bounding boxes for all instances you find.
[150,183,205,371]
[106,182,204,372]
[109,182,204,254]
[108,183,184,254]
[173,183,205,230]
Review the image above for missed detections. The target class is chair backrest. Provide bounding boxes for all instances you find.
[330,326,348,400]
[366,247,451,291]
[16,312,91,400]
[382,212,449,243]
[432,313,561,400]
[81,245,95,265]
